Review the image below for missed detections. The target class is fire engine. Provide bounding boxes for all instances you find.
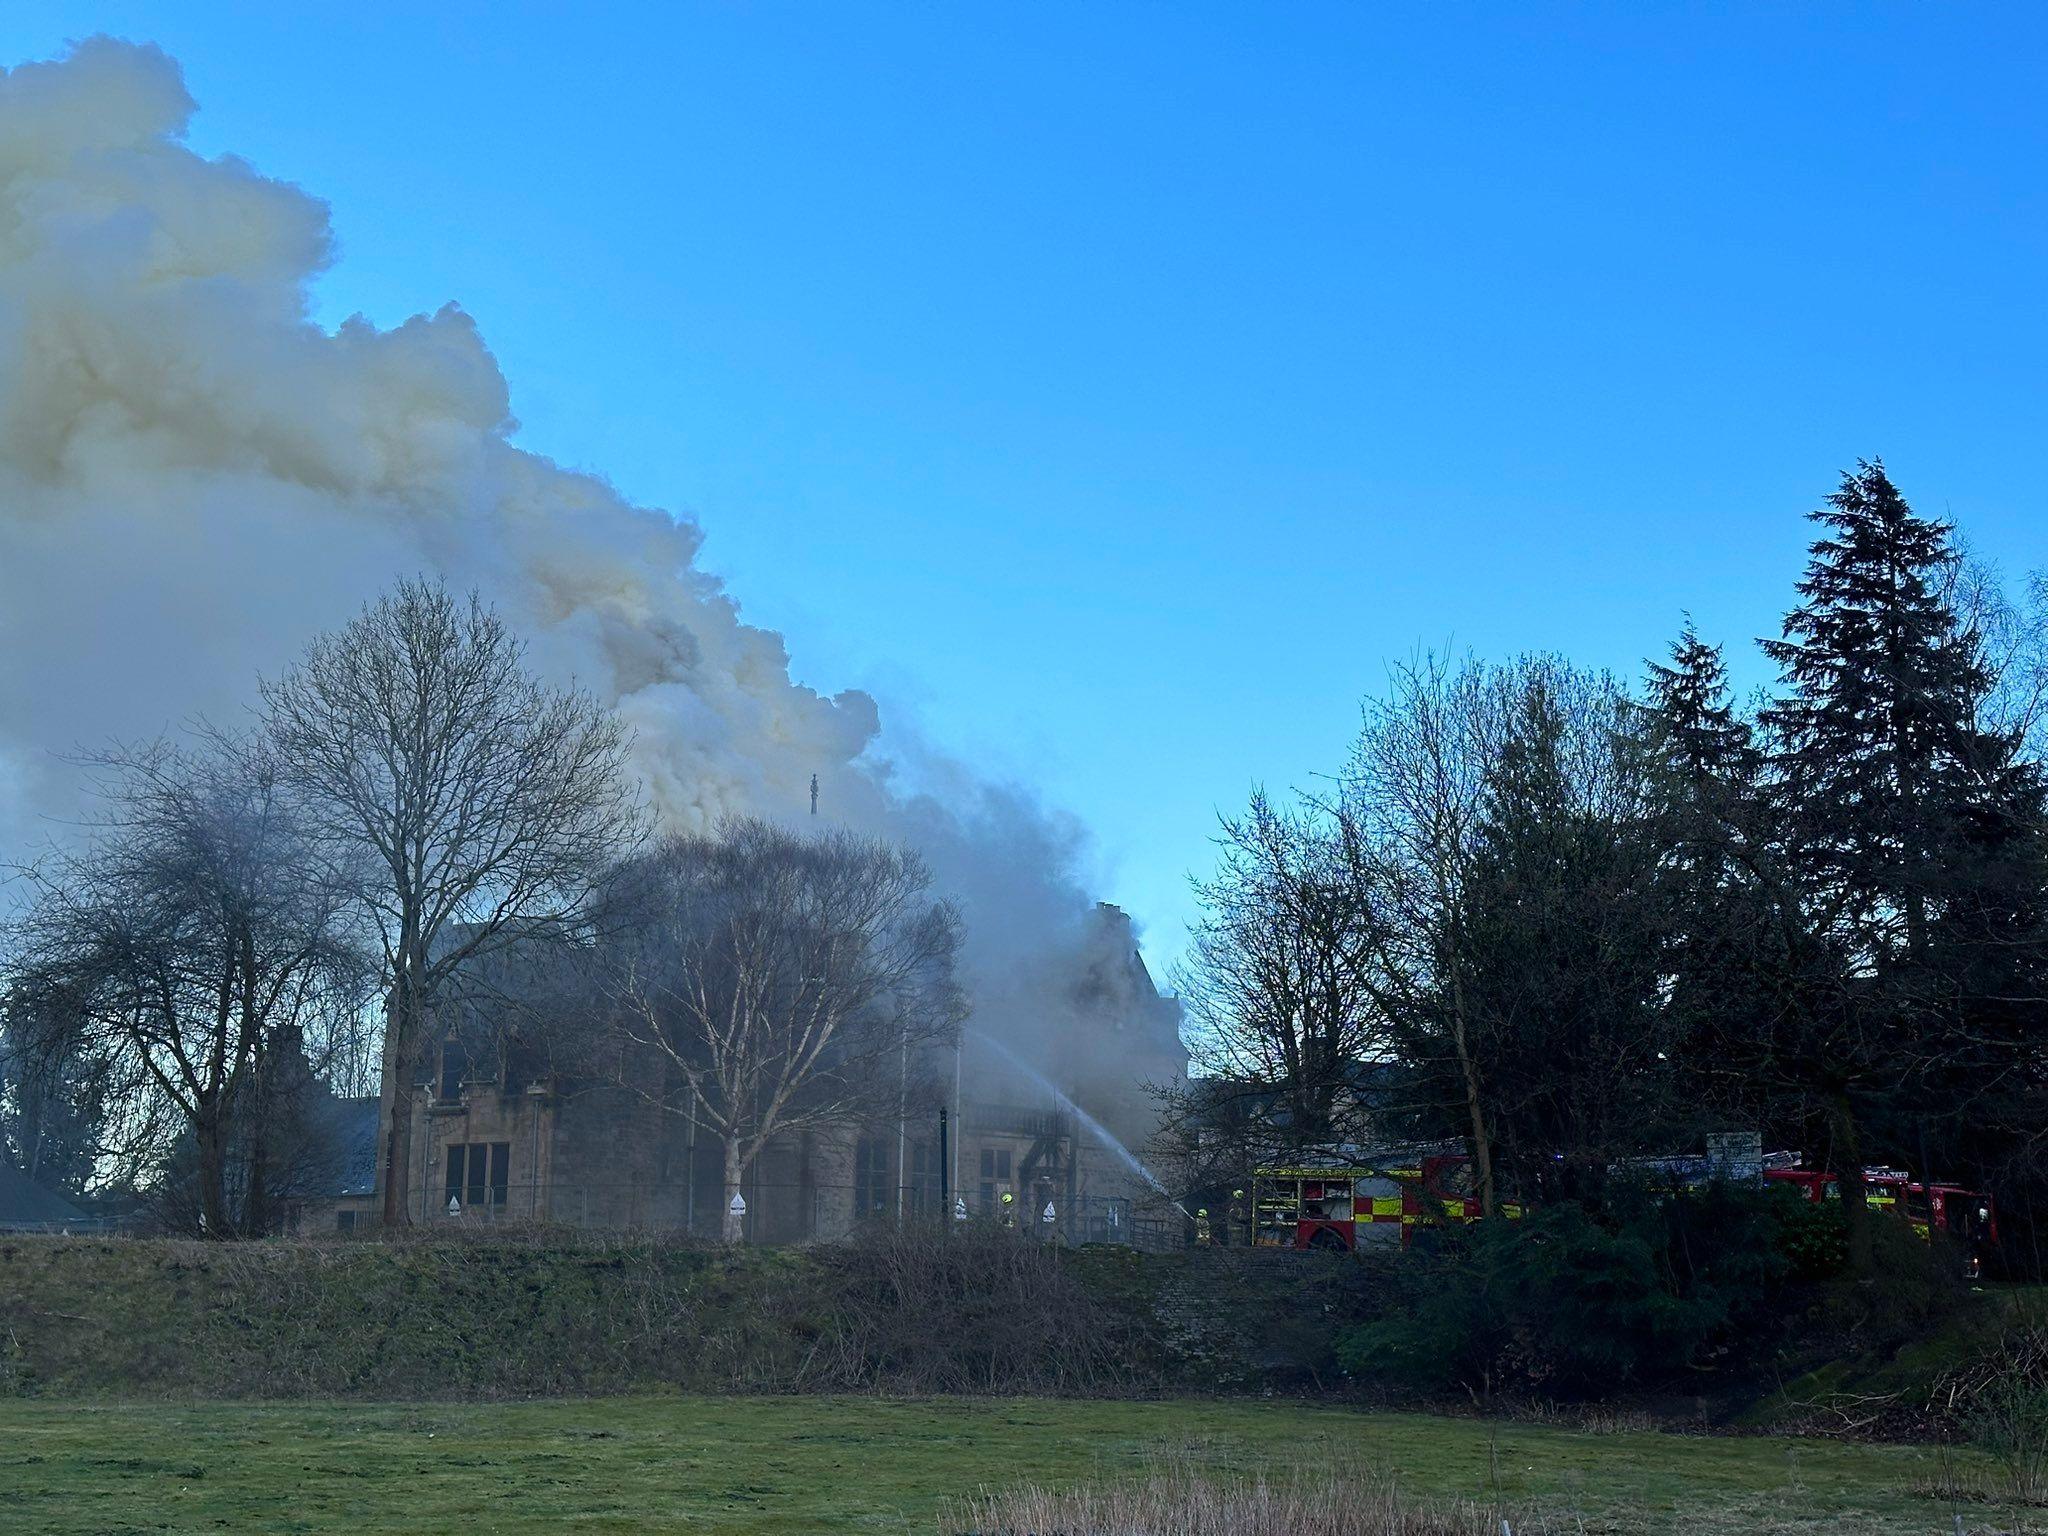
[1764,1163,1999,1275]
[1250,1154,2000,1273]
[1250,1156,1516,1252]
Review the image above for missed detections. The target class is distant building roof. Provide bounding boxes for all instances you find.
[0,1161,89,1230]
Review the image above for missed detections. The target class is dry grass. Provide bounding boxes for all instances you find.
[949,1462,1503,1536]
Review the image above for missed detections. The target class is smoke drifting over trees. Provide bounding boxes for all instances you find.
[0,39,1155,1099]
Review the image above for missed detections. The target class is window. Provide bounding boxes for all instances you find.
[335,1210,355,1234]
[977,1146,1011,1213]
[438,1035,505,1097]
[853,1136,891,1217]
[438,1037,469,1098]
[1427,1161,1475,1199]
[907,1140,931,1216]
[444,1142,510,1212]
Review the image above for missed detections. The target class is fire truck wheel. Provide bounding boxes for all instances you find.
[1307,1227,1349,1253]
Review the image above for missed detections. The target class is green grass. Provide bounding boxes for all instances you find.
[0,1395,2007,1534]
[1750,1284,2048,1432]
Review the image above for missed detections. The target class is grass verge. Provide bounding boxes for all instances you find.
[0,1395,2014,1535]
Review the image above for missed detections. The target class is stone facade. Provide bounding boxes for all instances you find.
[360,904,1188,1243]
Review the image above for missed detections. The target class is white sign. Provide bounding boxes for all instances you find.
[953,1195,968,1221]
[446,1196,461,1217]
[1042,1202,1056,1224]
[728,1192,747,1216]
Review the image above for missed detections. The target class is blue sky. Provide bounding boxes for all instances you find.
[5,3,2045,974]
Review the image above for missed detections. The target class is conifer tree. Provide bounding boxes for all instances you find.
[1761,460,2005,966]
[1759,460,2032,1266]
[1640,622,1784,1133]
[1646,621,1756,796]
[1453,660,1666,1202]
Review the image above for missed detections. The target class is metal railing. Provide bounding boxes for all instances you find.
[388,1177,1184,1248]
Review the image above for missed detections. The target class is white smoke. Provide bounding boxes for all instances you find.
[0,39,866,835]
[0,36,1180,1087]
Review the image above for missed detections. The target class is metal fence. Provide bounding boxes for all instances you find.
[0,1215,125,1236]
[379,1177,1187,1250]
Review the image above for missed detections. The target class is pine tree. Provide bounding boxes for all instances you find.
[1759,460,2031,1267]
[1646,620,1756,796]
[1640,623,1785,1136]
[1455,660,1667,1203]
[1761,460,2004,966]
[0,984,108,1199]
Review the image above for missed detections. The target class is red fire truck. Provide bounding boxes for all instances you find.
[1251,1155,2000,1274]
[1250,1156,1515,1251]
[1765,1165,1999,1275]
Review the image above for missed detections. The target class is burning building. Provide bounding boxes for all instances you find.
[0,38,1191,1246]
[331,903,1186,1243]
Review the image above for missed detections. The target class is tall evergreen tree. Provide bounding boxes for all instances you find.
[1640,622,1786,1135]
[1761,460,2006,965]
[1759,460,2038,1266]
[1646,621,1756,796]
[1452,660,1667,1203]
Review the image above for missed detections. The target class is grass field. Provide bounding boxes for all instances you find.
[0,1395,2018,1535]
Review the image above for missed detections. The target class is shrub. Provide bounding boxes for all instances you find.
[1335,1182,1812,1402]
[1775,1192,1848,1280]
[810,1223,1146,1394]
[1966,1375,2048,1506]
[1941,1299,2048,1504]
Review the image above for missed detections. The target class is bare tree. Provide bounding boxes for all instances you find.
[1944,559,2048,769]
[1337,652,1505,1212]
[261,578,645,1226]
[607,819,963,1241]
[6,737,371,1234]
[1172,789,1384,1158]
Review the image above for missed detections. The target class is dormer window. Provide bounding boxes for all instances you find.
[439,1037,469,1099]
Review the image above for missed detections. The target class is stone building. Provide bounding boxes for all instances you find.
[347,904,1187,1243]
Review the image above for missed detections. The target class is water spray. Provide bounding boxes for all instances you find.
[968,1030,1191,1220]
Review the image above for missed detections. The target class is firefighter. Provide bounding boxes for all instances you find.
[1228,1188,1249,1247]
[1193,1206,1212,1245]
[1966,1202,1993,1281]
[999,1189,1016,1229]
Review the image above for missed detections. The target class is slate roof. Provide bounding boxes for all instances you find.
[0,1160,89,1230]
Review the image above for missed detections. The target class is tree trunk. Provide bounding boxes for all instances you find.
[195,1113,230,1239]
[245,1123,269,1238]
[1827,1090,1874,1273]
[721,1135,746,1243]
[378,991,419,1228]
[380,1075,416,1227]
[1458,1049,1496,1217]
[1445,954,1497,1217]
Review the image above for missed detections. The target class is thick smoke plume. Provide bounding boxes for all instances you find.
[0,38,1175,1102]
